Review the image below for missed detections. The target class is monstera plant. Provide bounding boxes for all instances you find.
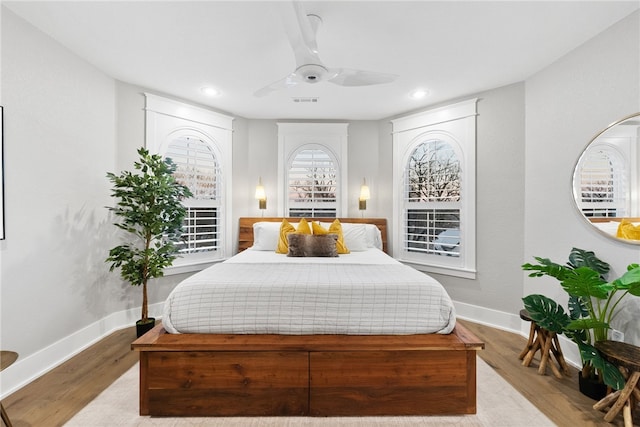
[106,147,192,337]
[522,247,640,394]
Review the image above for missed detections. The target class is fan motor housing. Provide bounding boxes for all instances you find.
[296,64,328,83]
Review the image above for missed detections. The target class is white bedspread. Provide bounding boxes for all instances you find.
[162,248,456,335]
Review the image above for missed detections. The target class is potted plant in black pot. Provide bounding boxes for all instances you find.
[522,247,640,399]
[106,147,192,337]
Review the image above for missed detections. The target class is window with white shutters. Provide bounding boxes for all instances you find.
[287,148,338,218]
[405,140,461,257]
[577,148,626,218]
[392,99,477,278]
[277,123,348,217]
[145,93,233,273]
[165,137,221,254]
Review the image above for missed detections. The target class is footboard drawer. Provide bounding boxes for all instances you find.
[309,350,477,415]
[141,351,309,416]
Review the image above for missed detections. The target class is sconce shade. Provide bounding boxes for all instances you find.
[359,184,370,201]
[255,177,267,211]
[359,178,370,211]
[255,185,266,201]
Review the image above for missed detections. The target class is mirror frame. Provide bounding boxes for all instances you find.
[572,112,640,245]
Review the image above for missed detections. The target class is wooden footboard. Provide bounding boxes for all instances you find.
[132,323,484,417]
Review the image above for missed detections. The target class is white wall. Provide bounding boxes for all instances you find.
[525,11,640,347]
[0,8,134,394]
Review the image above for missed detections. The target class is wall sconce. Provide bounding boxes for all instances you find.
[255,177,267,214]
[359,178,370,211]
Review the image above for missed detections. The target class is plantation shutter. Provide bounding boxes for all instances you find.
[165,136,221,253]
[287,148,338,218]
[579,150,626,218]
[404,140,461,257]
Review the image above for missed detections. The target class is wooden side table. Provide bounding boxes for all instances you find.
[593,340,640,427]
[518,309,570,378]
[0,351,18,427]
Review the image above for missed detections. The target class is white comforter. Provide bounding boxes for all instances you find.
[162,248,456,335]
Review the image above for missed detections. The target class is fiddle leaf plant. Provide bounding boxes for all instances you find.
[106,147,192,325]
[522,247,640,391]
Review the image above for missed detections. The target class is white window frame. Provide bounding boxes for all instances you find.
[392,99,477,279]
[145,93,233,274]
[277,123,348,217]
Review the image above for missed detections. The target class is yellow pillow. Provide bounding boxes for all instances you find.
[616,219,640,241]
[276,218,311,253]
[312,219,350,254]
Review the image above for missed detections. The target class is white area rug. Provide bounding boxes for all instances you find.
[65,358,554,426]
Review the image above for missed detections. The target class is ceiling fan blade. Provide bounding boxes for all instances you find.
[282,1,323,67]
[327,68,398,87]
[254,73,300,97]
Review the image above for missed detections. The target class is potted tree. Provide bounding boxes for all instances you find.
[522,248,640,398]
[106,147,192,337]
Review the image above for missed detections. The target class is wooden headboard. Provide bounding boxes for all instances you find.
[589,217,640,223]
[239,217,388,254]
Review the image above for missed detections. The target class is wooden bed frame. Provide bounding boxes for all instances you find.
[132,217,484,417]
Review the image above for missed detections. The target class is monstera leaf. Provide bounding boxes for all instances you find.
[567,247,610,277]
[612,265,640,296]
[577,341,626,390]
[566,318,609,332]
[522,294,571,334]
[568,295,589,320]
[522,257,571,281]
[561,267,613,299]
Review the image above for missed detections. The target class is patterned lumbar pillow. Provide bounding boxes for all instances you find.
[286,233,339,257]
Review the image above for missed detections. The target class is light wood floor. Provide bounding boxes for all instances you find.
[1,320,636,426]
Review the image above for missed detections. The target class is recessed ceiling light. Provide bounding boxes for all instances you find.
[201,86,220,97]
[410,89,429,100]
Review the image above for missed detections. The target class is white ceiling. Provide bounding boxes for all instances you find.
[5,1,639,120]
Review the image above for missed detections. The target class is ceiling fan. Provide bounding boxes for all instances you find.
[254,2,398,97]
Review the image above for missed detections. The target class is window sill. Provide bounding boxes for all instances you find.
[164,257,226,276]
[397,259,477,279]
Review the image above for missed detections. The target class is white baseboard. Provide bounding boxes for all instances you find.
[0,302,164,399]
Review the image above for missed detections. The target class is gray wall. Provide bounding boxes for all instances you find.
[524,11,640,342]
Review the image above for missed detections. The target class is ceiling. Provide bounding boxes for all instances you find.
[5,1,639,120]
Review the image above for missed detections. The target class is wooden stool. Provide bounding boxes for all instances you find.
[518,309,570,378]
[593,340,640,427]
[0,351,18,427]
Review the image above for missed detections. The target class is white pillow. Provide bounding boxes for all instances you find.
[341,224,368,251]
[364,224,383,249]
[251,222,280,251]
[323,222,383,251]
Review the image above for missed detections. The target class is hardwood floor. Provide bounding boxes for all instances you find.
[1,320,635,426]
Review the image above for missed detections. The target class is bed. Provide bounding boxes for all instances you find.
[132,217,484,417]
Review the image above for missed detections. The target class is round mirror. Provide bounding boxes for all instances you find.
[572,113,640,244]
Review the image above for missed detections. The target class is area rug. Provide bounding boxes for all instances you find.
[65,358,553,426]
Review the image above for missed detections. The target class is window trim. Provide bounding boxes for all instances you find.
[277,123,348,217]
[144,93,233,274]
[391,99,477,279]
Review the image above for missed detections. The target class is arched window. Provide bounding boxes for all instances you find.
[577,147,627,217]
[287,147,338,218]
[165,136,221,254]
[404,139,461,257]
[145,93,233,273]
[277,123,348,217]
[392,99,477,278]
